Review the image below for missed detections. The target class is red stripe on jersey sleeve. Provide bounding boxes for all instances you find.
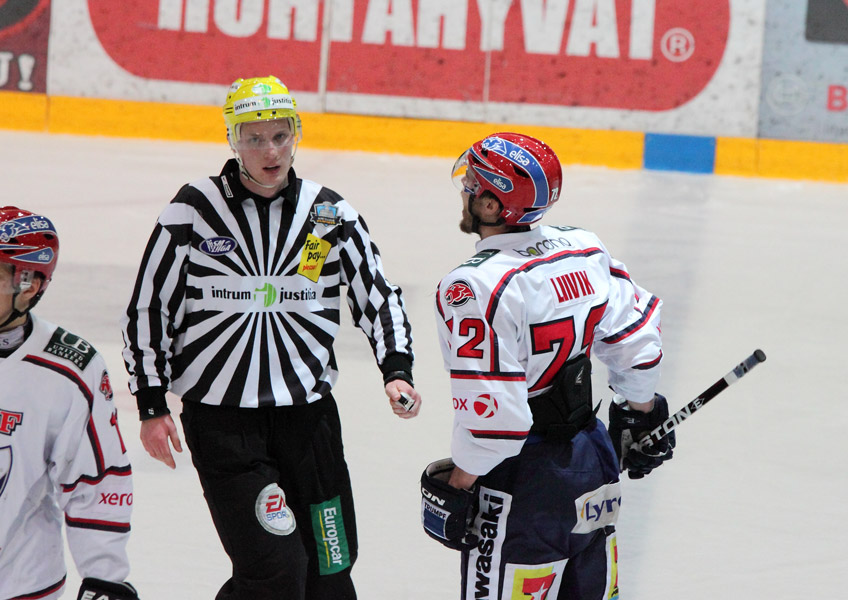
[65,515,131,533]
[601,296,660,344]
[633,350,663,370]
[450,370,526,382]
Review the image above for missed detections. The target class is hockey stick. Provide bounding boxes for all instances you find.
[637,349,767,451]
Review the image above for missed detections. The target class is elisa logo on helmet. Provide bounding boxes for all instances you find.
[474,167,514,193]
[7,247,54,265]
[508,148,532,167]
[0,215,56,243]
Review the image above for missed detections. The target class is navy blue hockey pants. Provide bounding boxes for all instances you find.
[460,419,622,600]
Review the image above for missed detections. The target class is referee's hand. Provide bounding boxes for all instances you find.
[140,414,183,469]
[385,381,421,419]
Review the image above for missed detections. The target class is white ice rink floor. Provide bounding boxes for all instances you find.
[3,130,846,599]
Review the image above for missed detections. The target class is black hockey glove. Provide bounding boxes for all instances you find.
[608,393,676,479]
[77,578,139,600]
[420,458,478,551]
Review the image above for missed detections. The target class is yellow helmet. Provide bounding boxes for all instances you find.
[222,76,302,144]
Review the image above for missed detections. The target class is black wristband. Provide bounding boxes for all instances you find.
[139,405,171,421]
[383,370,414,387]
[135,387,170,421]
[380,352,413,387]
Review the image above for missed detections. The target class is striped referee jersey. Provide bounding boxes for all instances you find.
[121,159,413,408]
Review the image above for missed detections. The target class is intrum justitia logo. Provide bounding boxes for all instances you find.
[254,282,277,307]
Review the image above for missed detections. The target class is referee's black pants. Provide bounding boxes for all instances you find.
[181,396,358,600]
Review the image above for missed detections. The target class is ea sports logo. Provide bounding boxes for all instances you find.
[255,483,296,536]
[474,394,498,418]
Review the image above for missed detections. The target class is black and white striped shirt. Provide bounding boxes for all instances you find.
[121,159,413,408]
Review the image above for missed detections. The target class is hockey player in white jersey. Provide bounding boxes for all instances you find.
[0,207,138,600]
[420,134,675,599]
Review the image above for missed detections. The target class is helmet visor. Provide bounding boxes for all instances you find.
[234,125,296,152]
[451,150,480,196]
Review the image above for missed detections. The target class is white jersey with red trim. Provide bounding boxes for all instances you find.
[435,225,663,476]
[0,315,133,600]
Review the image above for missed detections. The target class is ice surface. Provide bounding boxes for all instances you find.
[3,130,845,598]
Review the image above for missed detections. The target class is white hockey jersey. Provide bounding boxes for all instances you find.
[435,225,663,476]
[0,316,133,600]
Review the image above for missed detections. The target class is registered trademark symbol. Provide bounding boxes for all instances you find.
[661,28,695,62]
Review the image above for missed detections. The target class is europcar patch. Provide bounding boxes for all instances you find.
[310,496,351,575]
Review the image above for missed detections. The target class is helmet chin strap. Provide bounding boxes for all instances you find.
[0,269,40,330]
[232,149,295,191]
[0,307,26,330]
[0,292,31,330]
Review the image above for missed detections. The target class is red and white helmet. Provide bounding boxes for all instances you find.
[0,206,59,298]
[452,132,562,226]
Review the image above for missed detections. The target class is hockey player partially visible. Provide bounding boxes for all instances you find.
[419,134,675,599]
[0,207,138,600]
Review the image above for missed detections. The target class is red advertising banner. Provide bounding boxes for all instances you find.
[328,0,729,111]
[0,0,51,93]
[86,0,729,111]
[87,0,325,91]
[489,0,730,110]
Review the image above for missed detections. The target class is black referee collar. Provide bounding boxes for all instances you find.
[218,159,299,206]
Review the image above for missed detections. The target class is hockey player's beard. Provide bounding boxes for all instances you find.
[459,198,475,234]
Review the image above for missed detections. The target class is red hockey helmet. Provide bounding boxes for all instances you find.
[0,207,59,298]
[452,133,562,226]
